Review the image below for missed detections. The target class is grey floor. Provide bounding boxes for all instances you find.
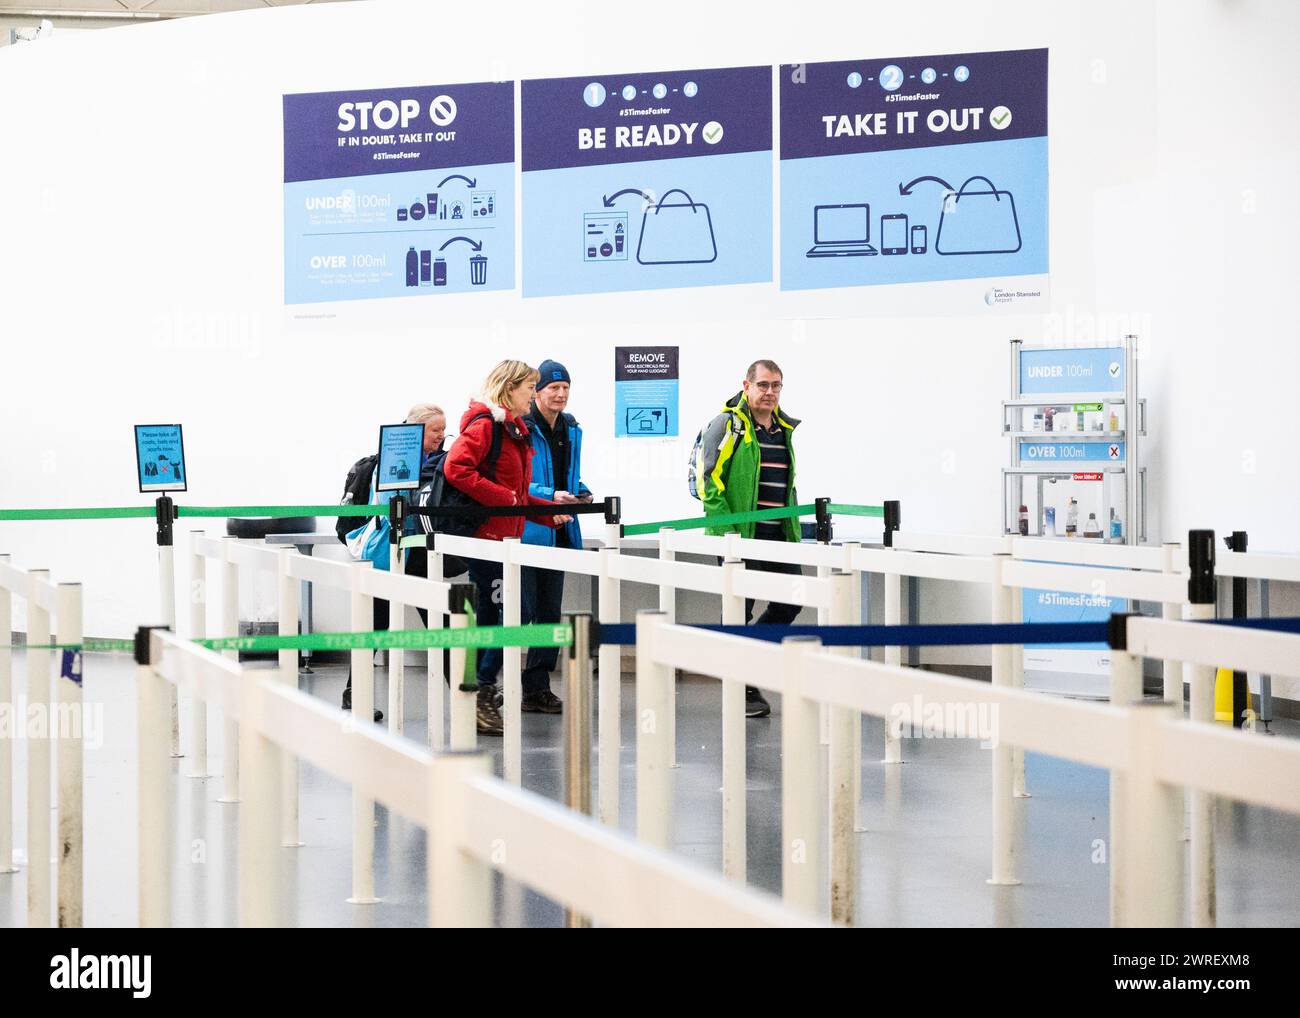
[2,652,1298,927]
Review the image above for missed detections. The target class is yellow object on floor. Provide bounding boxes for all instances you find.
[1214,667,1235,724]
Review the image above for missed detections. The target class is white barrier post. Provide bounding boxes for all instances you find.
[1185,530,1217,928]
[720,559,746,882]
[427,543,446,751]
[186,532,208,778]
[238,662,283,927]
[0,561,12,875]
[1108,627,1143,927]
[1011,572,1028,799]
[843,543,866,834]
[827,570,857,926]
[276,548,302,848]
[1121,700,1182,928]
[988,553,1019,886]
[882,569,904,765]
[217,539,240,804]
[427,751,493,927]
[502,538,522,786]
[348,560,379,905]
[156,497,181,759]
[597,541,622,827]
[781,636,822,914]
[136,629,170,927]
[388,529,407,737]
[26,569,51,927]
[55,582,83,928]
[1161,542,1183,704]
[657,528,678,769]
[635,610,672,850]
[447,583,477,752]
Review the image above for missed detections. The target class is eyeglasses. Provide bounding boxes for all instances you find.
[751,381,783,393]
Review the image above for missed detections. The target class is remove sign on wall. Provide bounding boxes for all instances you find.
[615,347,679,438]
[283,81,515,304]
[779,49,1048,306]
[522,66,772,298]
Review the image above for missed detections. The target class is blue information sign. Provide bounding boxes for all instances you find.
[134,424,187,493]
[376,423,425,492]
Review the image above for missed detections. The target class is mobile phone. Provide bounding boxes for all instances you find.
[881,213,908,255]
[911,224,927,254]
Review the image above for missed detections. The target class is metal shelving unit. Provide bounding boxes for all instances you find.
[1003,337,1148,544]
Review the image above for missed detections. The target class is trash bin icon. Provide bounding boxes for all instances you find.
[469,254,488,286]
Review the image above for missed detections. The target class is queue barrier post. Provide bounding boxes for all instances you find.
[428,542,447,751]
[1107,614,1143,927]
[388,495,408,736]
[0,559,13,875]
[427,750,493,928]
[154,496,182,759]
[347,559,379,906]
[26,569,51,927]
[1120,699,1183,928]
[987,553,1020,887]
[827,570,857,927]
[239,627,283,927]
[657,528,678,770]
[1010,552,1029,799]
[217,538,240,804]
[720,559,746,882]
[1161,542,1183,705]
[842,542,867,835]
[1226,530,1249,727]
[186,532,208,778]
[503,538,523,786]
[55,582,83,928]
[447,582,478,752]
[563,612,593,928]
[882,567,903,765]
[1185,528,1217,928]
[276,547,302,848]
[781,636,823,915]
[135,626,170,927]
[597,542,622,827]
[635,610,672,850]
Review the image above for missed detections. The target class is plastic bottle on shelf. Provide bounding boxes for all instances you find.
[1065,498,1079,537]
[1044,506,1057,538]
[1077,408,1085,432]
[1109,508,1123,540]
[1044,406,1055,432]
[1018,505,1029,536]
[1084,512,1101,539]
[1109,408,1119,432]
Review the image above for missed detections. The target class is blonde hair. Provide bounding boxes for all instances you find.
[405,403,446,425]
[481,360,539,408]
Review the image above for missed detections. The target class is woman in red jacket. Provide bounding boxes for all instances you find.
[444,360,570,734]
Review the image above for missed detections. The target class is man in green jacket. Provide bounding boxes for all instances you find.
[694,359,803,718]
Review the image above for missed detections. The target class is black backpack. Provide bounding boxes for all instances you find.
[336,454,378,544]
[416,412,504,540]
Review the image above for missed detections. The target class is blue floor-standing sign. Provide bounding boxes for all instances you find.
[135,424,187,493]
[779,49,1048,295]
[522,66,772,297]
[283,81,515,304]
[615,347,679,438]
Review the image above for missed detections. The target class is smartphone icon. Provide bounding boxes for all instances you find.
[881,213,908,255]
[911,224,927,255]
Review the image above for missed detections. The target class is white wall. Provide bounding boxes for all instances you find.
[0,0,1297,656]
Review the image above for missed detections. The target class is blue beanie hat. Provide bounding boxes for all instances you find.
[537,359,571,390]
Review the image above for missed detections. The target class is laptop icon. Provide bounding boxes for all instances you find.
[805,203,878,258]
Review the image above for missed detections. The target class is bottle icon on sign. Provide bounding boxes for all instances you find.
[406,247,418,287]
[433,257,447,286]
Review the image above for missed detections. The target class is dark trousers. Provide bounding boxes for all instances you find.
[467,557,505,688]
[521,567,565,695]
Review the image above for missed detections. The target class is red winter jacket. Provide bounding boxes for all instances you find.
[443,399,562,541]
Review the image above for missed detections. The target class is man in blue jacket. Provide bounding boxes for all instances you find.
[522,360,592,713]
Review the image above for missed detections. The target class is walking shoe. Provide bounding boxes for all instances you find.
[745,686,771,719]
[521,690,563,714]
[341,689,383,724]
[476,688,504,736]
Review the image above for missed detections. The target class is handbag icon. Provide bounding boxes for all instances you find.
[637,188,718,265]
[935,175,1022,255]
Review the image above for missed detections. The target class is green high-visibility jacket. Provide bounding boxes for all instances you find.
[694,392,801,540]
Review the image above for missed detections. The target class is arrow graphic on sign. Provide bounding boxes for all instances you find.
[898,175,955,196]
[603,188,655,207]
[438,173,477,189]
[439,236,483,252]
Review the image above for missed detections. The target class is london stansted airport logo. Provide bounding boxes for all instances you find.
[49,950,151,998]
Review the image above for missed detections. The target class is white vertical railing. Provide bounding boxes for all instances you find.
[186,532,208,778]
